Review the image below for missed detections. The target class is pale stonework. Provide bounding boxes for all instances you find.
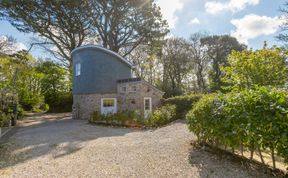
[73,80,164,119]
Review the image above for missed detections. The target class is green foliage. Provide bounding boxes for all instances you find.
[0,111,10,127]
[47,93,72,113]
[186,87,288,166]
[0,52,45,111]
[200,35,247,92]
[0,89,14,127]
[0,53,71,113]
[37,61,71,112]
[164,94,202,118]
[223,46,288,91]
[146,104,177,127]
[89,110,144,127]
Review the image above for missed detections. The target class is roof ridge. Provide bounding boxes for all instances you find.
[71,45,133,67]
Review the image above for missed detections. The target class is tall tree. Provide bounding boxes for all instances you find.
[160,38,193,97]
[189,33,209,93]
[90,0,169,57]
[277,2,288,46]
[129,39,164,85]
[0,51,44,110]
[201,35,246,92]
[0,0,93,68]
[37,60,71,112]
[223,45,288,91]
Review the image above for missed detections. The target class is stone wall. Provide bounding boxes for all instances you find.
[73,93,117,119]
[73,81,164,119]
[117,81,164,116]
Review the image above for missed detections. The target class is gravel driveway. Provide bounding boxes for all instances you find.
[0,114,276,178]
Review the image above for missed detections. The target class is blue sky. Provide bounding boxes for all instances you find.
[157,0,285,49]
[0,0,285,59]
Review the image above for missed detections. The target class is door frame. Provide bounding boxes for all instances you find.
[101,98,117,115]
[144,97,152,118]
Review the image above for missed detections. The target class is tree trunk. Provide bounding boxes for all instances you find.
[250,149,254,160]
[271,148,276,169]
[258,147,265,164]
[240,142,244,157]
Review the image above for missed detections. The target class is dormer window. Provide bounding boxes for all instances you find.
[76,63,81,76]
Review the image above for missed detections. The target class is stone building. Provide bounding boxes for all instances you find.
[72,45,164,119]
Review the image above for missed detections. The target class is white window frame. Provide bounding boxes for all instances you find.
[75,62,81,76]
[144,97,152,118]
[101,98,117,115]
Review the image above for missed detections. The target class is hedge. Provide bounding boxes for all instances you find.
[164,94,202,118]
[145,104,177,127]
[186,87,288,169]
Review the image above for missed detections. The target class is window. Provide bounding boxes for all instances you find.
[103,99,115,107]
[76,63,81,76]
[144,98,151,110]
[122,86,126,92]
[101,98,117,115]
[132,85,137,92]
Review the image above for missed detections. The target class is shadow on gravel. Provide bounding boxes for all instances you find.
[0,114,138,170]
[189,143,287,178]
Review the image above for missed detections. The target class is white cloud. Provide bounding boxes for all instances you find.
[230,14,283,44]
[156,0,184,28]
[205,0,259,15]
[189,17,200,25]
[0,35,27,54]
[13,42,27,51]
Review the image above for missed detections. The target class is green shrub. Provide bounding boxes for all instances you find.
[186,87,288,168]
[0,111,10,127]
[89,110,143,126]
[47,93,72,113]
[145,104,177,127]
[164,94,202,118]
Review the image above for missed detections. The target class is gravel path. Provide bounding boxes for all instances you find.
[0,114,275,178]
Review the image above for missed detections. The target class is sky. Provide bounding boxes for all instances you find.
[0,0,286,59]
[156,0,285,48]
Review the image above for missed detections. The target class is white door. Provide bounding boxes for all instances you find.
[101,98,117,115]
[144,97,152,118]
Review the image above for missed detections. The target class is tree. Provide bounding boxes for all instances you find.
[0,35,16,54]
[90,0,169,57]
[277,2,288,46]
[37,60,71,112]
[189,33,209,93]
[222,45,288,90]
[0,0,169,69]
[200,35,246,92]
[0,51,45,110]
[129,39,164,85]
[0,0,93,68]
[160,38,193,97]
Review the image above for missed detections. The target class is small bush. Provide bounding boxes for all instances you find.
[89,110,143,127]
[164,94,202,118]
[0,111,10,127]
[145,104,177,127]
